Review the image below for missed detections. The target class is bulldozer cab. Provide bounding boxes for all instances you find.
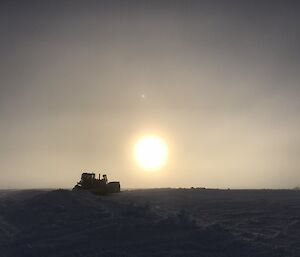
[80,172,96,188]
[81,172,95,181]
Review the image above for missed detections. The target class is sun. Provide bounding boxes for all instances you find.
[134,135,168,170]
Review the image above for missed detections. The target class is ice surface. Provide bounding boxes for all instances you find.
[0,188,299,257]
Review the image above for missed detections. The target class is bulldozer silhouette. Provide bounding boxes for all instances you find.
[73,172,120,195]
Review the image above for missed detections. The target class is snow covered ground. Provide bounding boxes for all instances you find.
[0,188,299,257]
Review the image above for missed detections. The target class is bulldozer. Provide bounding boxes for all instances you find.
[73,172,120,195]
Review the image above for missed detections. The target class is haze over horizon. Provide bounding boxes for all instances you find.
[1,0,300,189]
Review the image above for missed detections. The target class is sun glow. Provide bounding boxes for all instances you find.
[134,135,168,170]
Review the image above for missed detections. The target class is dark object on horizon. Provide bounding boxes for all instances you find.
[73,172,121,195]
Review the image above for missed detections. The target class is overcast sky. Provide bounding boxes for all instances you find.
[1,0,300,189]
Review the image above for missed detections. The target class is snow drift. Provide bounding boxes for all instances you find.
[0,189,299,257]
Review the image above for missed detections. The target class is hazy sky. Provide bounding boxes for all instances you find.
[1,0,300,189]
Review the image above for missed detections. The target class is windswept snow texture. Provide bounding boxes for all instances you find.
[0,189,299,257]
